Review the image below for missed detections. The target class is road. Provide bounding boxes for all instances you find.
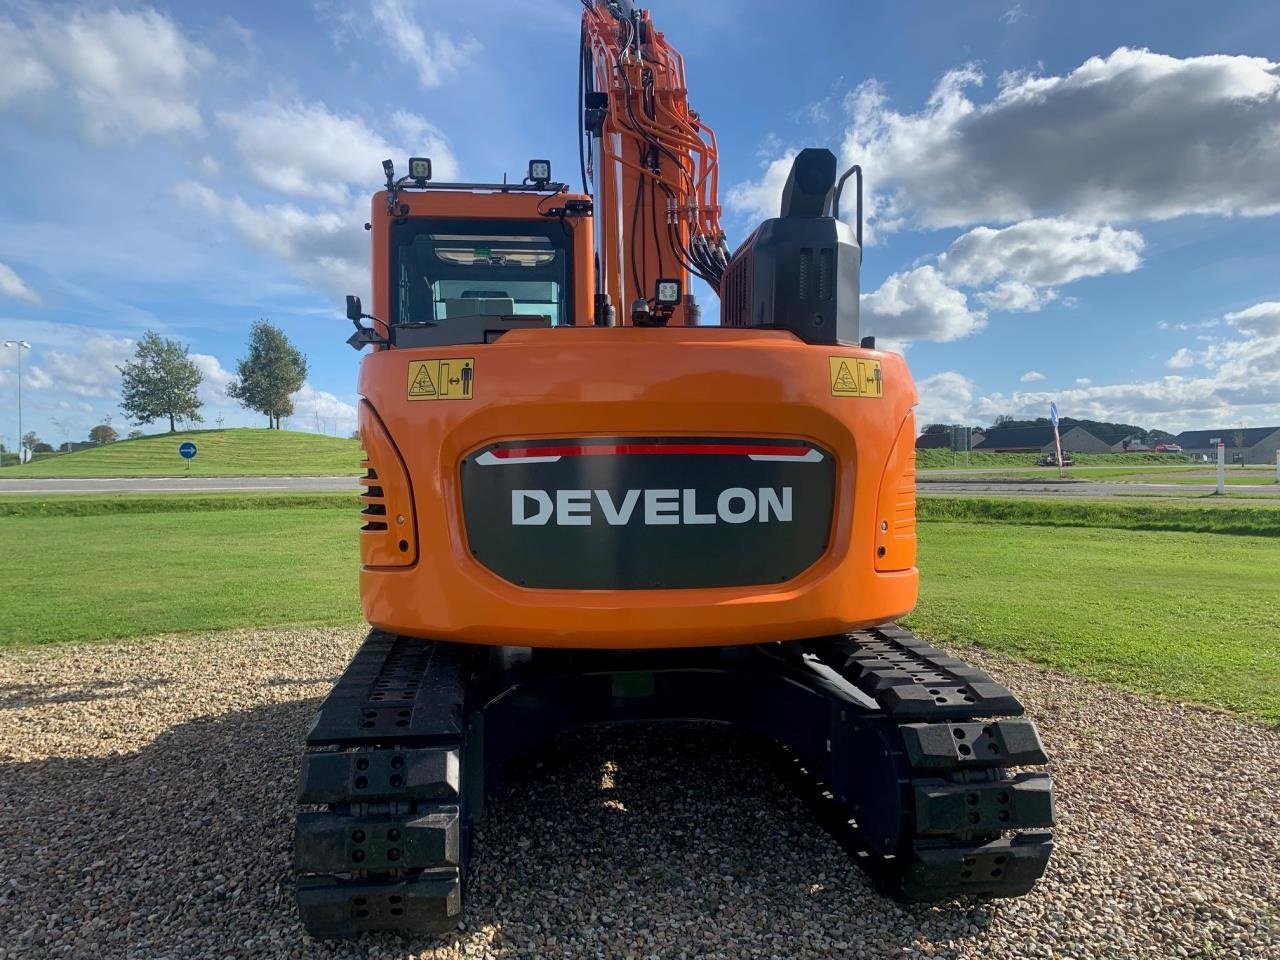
[0,475,358,494]
[2,474,1277,498]
[919,479,1280,497]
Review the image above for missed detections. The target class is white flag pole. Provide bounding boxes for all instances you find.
[1050,402,1064,479]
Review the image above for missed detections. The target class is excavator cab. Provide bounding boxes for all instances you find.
[297,2,1054,938]
[347,164,595,351]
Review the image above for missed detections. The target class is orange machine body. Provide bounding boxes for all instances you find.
[356,183,918,648]
[358,326,918,649]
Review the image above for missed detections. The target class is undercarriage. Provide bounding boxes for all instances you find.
[294,625,1055,937]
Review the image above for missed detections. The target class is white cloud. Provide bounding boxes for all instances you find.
[0,262,40,304]
[860,266,986,343]
[20,330,136,399]
[190,353,235,407]
[952,298,1280,428]
[217,100,458,203]
[290,382,358,428]
[999,5,1026,25]
[737,48,1280,232]
[916,371,975,426]
[976,281,1058,313]
[968,374,1280,429]
[370,0,478,90]
[725,149,797,226]
[25,365,53,390]
[389,110,456,168]
[940,219,1144,287]
[1223,301,1280,338]
[1194,302,1280,384]
[1019,370,1046,382]
[4,8,213,143]
[0,17,54,106]
[178,182,368,299]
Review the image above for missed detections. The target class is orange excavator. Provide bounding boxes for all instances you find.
[294,0,1053,936]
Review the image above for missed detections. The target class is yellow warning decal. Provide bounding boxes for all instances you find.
[407,358,475,401]
[829,357,883,398]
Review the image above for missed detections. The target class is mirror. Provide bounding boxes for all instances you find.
[346,295,363,322]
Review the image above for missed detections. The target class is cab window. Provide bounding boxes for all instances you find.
[391,219,572,327]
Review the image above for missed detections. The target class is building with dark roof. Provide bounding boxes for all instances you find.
[973,425,1111,455]
[915,432,952,450]
[1173,427,1280,465]
[1110,436,1151,452]
[916,429,985,452]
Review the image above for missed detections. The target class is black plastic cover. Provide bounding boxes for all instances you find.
[460,437,835,589]
[719,215,861,345]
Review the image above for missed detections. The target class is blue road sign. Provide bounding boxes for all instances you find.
[179,441,198,460]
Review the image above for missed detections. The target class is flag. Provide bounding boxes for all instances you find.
[1049,401,1059,426]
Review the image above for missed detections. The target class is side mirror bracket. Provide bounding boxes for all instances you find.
[344,294,389,350]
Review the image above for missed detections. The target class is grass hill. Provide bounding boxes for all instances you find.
[2,429,360,477]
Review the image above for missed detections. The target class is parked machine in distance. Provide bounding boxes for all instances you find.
[1037,452,1075,467]
[293,0,1055,937]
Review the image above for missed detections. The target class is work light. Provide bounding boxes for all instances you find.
[654,278,682,305]
[528,159,551,184]
[409,157,432,182]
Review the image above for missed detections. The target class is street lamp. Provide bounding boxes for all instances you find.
[3,340,31,463]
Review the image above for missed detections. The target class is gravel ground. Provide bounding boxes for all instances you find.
[1,627,1278,960]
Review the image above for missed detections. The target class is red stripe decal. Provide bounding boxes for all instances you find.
[488,443,814,459]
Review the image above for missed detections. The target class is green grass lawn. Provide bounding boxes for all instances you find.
[918,496,1280,535]
[988,467,1271,486]
[1,428,360,477]
[921,459,1277,486]
[906,522,1280,723]
[0,501,360,645]
[2,494,1278,723]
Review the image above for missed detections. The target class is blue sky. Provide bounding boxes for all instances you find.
[2,0,1279,449]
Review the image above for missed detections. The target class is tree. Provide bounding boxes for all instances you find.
[21,430,40,450]
[226,320,308,430]
[118,332,204,432]
[128,429,144,440]
[89,423,119,444]
[32,442,53,453]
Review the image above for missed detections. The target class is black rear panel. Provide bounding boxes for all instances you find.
[460,437,836,589]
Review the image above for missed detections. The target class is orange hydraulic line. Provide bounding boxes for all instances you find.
[581,0,727,318]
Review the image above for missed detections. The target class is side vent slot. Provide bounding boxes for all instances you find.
[359,461,389,532]
[818,246,833,301]
[798,247,813,300]
[355,405,416,567]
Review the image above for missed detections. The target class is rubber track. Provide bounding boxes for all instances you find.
[293,625,1054,936]
[294,632,471,937]
[794,623,1054,900]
